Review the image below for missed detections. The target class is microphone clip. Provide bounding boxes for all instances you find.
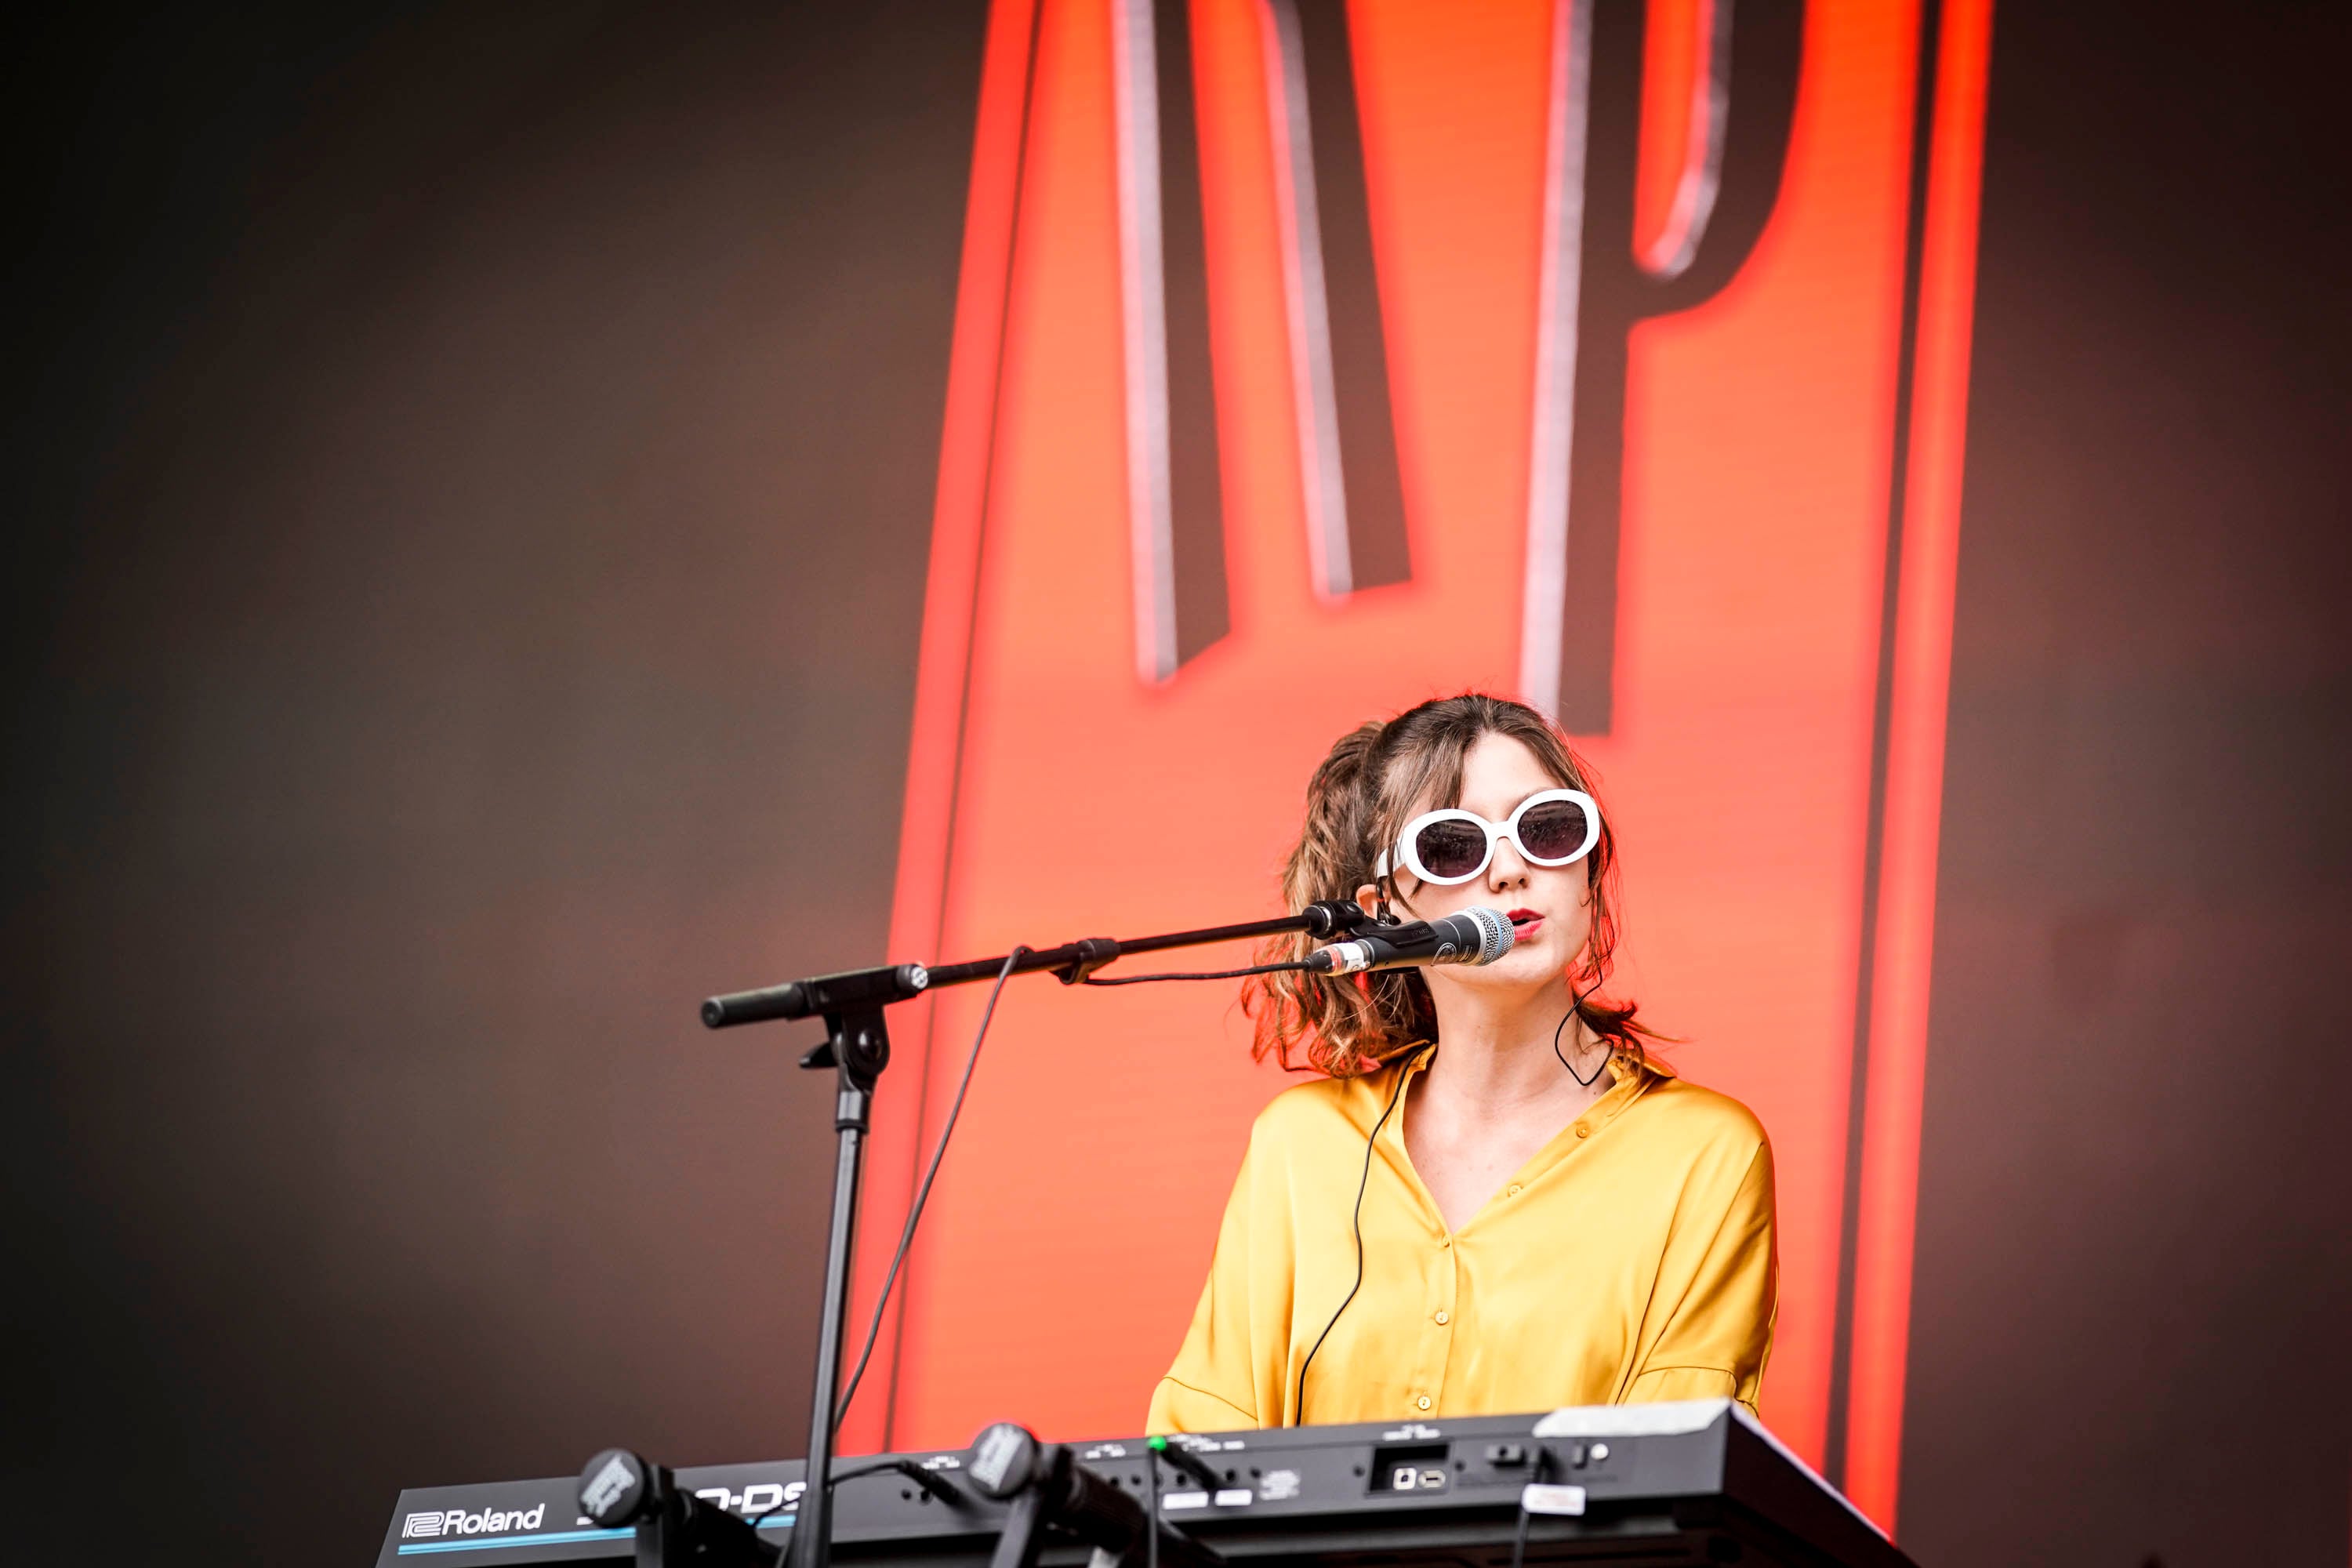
[1301,899,1380,938]
[1051,937,1122,985]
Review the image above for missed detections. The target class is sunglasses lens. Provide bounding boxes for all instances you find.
[1414,818,1490,880]
[1518,797,1592,862]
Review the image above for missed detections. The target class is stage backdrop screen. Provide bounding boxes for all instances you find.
[841,0,1992,1534]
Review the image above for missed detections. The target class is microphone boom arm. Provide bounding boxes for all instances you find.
[699,899,1374,1029]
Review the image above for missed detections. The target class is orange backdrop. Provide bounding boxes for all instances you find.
[840,0,1990,1538]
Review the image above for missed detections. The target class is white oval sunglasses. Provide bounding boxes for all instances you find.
[1374,788,1602,886]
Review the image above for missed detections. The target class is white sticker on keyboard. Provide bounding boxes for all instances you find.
[1521,1484,1588,1516]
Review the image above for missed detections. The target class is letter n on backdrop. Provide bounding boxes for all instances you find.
[838,0,1989,1537]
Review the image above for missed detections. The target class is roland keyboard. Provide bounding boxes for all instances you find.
[377,1400,1913,1568]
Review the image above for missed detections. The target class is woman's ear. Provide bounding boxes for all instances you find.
[1355,882,1381,916]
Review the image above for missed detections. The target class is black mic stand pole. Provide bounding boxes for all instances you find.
[783,1003,884,1568]
[701,901,1370,1568]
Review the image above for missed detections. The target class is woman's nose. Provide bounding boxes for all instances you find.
[1487,841,1532,890]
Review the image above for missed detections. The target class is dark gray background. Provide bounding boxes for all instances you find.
[1901,5,2351,1563]
[3,4,2345,1565]
[2,2,985,1560]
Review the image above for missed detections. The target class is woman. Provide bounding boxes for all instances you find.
[1147,694,1776,1431]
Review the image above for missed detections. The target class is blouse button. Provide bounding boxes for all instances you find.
[1434,1310,1450,1326]
[1417,1396,1432,1411]
[1506,1183,1523,1196]
[1574,1125,1590,1139]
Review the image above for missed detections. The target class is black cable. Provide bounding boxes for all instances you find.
[1292,1046,1421,1421]
[1080,960,1313,986]
[745,1456,961,1559]
[828,1457,964,1504]
[1551,976,1607,1087]
[1508,1444,1552,1568]
[833,946,1027,1428]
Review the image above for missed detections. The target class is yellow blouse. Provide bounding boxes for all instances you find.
[1147,1047,1777,1432]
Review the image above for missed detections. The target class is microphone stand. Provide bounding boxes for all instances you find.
[699,899,1370,1568]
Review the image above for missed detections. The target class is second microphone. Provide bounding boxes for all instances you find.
[1307,907,1515,975]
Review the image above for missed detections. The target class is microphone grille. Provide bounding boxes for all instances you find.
[1466,906,1515,964]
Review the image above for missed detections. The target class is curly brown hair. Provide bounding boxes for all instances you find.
[1243,693,1663,1077]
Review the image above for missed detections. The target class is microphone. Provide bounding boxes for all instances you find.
[967,1421,1221,1568]
[576,1448,771,1563]
[1307,906,1514,974]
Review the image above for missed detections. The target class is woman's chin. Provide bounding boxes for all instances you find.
[1446,947,1563,992]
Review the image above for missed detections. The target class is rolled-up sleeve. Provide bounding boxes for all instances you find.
[1626,1137,1777,1416]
